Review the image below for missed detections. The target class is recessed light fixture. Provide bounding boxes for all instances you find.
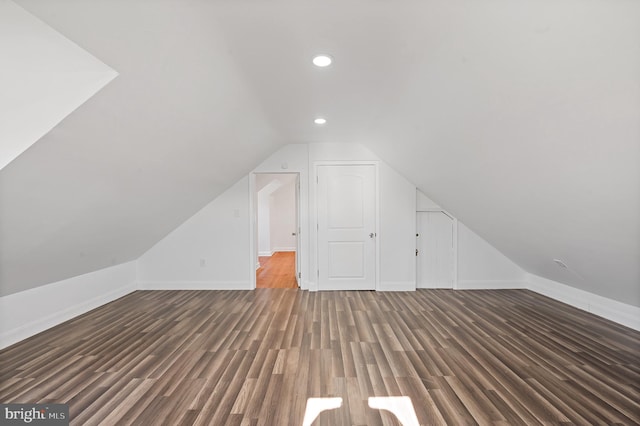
[314,118,327,125]
[312,54,333,67]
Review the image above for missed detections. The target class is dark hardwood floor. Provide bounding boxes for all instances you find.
[256,252,298,289]
[1,289,638,425]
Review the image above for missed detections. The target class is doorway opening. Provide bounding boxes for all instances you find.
[254,173,300,288]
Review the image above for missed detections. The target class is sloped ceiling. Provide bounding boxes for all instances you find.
[0,0,117,169]
[1,0,281,295]
[2,0,639,305]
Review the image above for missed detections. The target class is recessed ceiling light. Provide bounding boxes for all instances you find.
[312,54,333,67]
[314,118,327,125]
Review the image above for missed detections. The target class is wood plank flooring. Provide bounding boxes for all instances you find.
[1,289,639,425]
[256,252,297,288]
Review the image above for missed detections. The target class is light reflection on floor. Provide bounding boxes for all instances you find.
[303,396,419,425]
[302,397,343,426]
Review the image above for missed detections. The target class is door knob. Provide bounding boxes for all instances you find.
[369,233,375,238]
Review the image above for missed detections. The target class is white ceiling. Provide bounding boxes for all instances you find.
[0,0,117,169]
[2,0,639,304]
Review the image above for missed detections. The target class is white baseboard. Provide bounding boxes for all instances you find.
[456,280,527,290]
[378,281,416,291]
[258,251,273,257]
[0,262,137,349]
[527,274,640,331]
[299,279,311,291]
[138,281,252,290]
[272,247,296,253]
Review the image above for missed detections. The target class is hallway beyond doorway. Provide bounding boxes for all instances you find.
[257,252,297,288]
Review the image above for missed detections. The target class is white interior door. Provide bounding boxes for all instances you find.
[317,165,376,290]
[417,211,454,288]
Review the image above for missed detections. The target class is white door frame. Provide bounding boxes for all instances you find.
[295,176,301,285]
[249,172,301,290]
[312,161,380,291]
[416,209,458,289]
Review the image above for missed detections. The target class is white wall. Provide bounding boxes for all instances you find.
[257,188,271,256]
[416,190,441,211]
[457,222,527,289]
[137,177,251,289]
[136,145,307,290]
[269,180,297,252]
[137,143,416,292]
[0,261,136,349]
[379,162,417,290]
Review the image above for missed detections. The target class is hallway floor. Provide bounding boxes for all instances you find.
[256,251,298,288]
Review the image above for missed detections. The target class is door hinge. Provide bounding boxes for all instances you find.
[416,249,419,256]
[298,272,301,279]
[317,270,320,277]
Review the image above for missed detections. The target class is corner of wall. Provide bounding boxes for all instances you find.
[136,176,251,288]
[526,273,640,331]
